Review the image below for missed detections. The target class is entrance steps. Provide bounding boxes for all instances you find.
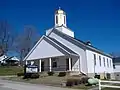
[66,71,87,76]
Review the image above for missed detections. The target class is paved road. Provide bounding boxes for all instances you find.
[0,79,77,90]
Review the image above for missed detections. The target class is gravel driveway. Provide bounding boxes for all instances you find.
[0,79,77,90]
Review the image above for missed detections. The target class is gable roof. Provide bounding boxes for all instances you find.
[48,37,78,55]
[55,25,73,32]
[23,35,78,61]
[2,56,13,61]
[11,56,19,61]
[0,55,7,61]
[23,35,45,61]
[24,25,112,61]
[48,27,112,58]
[45,36,78,56]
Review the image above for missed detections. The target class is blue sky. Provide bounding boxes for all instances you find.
[0,0,120,53]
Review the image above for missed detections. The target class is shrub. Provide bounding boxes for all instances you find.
[31,73,39,79]
[80,76,89,84]
[66,78,81,86]
[23,73,31,79]
[17,72,24,77]
[47,71,54,76]
[23,73,39,79]
[78,79,82,84]
[73,79,79,85]
[66,79,74,87]
[94,75,100,79]
[58,72,66,77]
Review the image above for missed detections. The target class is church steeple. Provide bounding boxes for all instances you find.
[55,8,67,27]
[46,8,74,37]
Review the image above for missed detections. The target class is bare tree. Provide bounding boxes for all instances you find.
[0,21,14,56]
[14,25,40,64]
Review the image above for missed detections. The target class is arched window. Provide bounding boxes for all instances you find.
[56,16,58,24]
[64,16,66,24]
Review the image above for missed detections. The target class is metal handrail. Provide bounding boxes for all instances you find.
[99,80,120,90]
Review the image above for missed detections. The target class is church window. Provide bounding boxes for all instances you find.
[56,16,58,24]
[110,59,112,67]
[64,16,66,24]
[103,57,105,67]
[107,58,109,67]
[93,54,96,65]
[113,64,115,69]
[52,58,57,68]
[53,61,57,68]
[99,56,101,66]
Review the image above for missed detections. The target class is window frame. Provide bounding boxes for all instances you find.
[56,15,58,24]
[93,54,96,65]
[107,58,109,67]
[64,16,66,24]
[52,58,57,68]
[99,56,101,66]
[103,57,105,67]
[110,59,112,67]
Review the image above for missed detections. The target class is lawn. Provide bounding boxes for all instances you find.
[2,74,97,90]
[0,66,24,76]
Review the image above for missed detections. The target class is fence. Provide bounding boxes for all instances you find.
[99,80,120,90]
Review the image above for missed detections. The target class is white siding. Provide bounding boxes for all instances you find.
[86,50,114,74]
[55,26,74,37]
[114,64,120,73]
[49,32,87,74]
[72,56,80,71]
[114,64,120,80]
[46,28,53,36]
[26,39,64,60]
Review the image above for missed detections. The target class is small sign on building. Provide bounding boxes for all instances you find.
[24,65,39,74]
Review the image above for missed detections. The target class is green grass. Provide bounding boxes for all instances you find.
[0,66,24,76]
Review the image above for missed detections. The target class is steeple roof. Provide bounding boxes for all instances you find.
[55,8,66,14]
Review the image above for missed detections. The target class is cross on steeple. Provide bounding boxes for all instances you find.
[59,7,61,10]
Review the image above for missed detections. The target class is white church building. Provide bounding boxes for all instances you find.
[24,8,114,79]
